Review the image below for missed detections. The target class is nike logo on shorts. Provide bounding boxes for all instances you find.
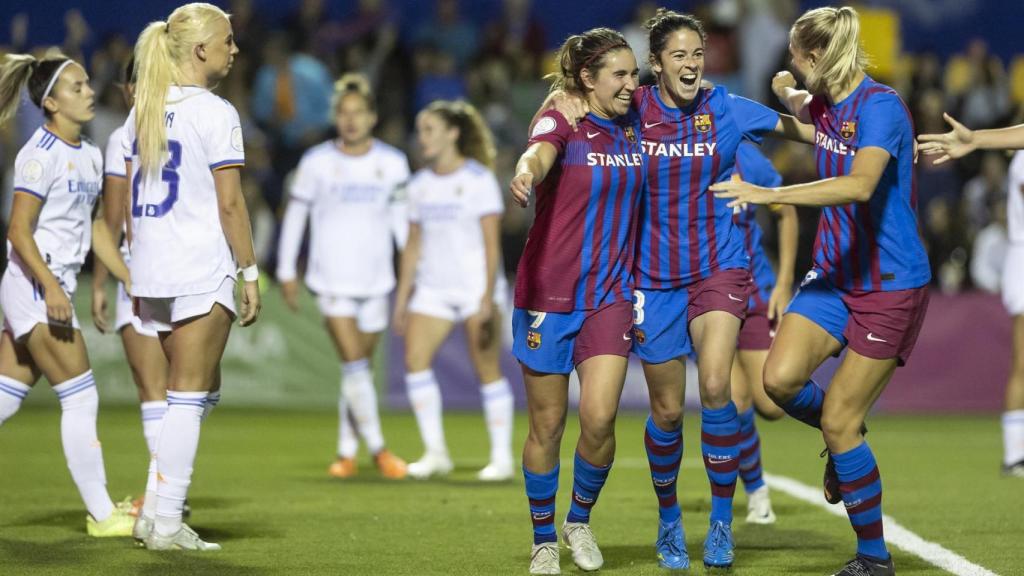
[728,294,743,302]
[622,333,632,341]
[866,332,888,343]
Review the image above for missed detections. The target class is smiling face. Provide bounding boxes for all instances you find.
[651,27,704,105]
[583,47,639,119]
[198,16,239,83]
[416,110,458,163]
[44,62,95,125]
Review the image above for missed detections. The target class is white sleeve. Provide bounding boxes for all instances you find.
[13,146,55,201]
[389,155,411,249]
[476,171,505,218]
[407,178,421,223]
[104,127,127,178]
[121,110,136,164]
[276,200,310,282]
[204,101,245,170]
[288,154,317,204]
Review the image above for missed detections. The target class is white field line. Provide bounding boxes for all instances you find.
[765,473,1001,576]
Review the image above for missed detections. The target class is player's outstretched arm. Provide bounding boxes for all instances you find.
[918,114,1024,164]
[772,71,813,123]
[510,142,557,208]
[214,167,261,326]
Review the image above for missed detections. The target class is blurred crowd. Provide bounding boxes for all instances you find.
[1,0,1021,296]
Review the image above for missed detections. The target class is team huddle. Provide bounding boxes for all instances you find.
[0,2,1017,575]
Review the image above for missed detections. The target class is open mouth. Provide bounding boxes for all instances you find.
[680,73,698,88]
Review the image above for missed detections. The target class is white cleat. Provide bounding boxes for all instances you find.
[144,523,221,551]
[562,521,603,571]
[407,452,454,479]
[530,541,561,574]
[745,485,777,525]
[477,461,515,482]
[133,515,154,545]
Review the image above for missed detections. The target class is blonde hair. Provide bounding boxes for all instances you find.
[547,28,630,94]
[790,6,869,95]
[0,53,73,126]
[331,72,375,113]
[422,100,496,170]
[133,2,230,174]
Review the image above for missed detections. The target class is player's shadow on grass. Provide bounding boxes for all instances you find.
[137,556,271,576]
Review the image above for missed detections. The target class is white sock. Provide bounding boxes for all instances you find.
[405,369,447,455]
[0,375,30,426]
[142,456,159,521]
[202,390,221,421]
[1003,410,1024,466]
[337,397,358,459]
[154,391,207,537]
[343,360,385,454]
[140,400,167,455]
[53,371,114,522]
[481,378,514,466]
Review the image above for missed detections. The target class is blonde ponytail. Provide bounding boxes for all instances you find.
[423,100,497,170]
[791,6,869,95]
[332,72,375,113]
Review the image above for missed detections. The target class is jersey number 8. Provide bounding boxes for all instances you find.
[131,139,181,218]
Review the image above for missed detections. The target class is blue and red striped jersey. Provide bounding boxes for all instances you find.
[734,140,783,310]
[514,110,645,312]
[808,76,930,292]
[633,85,779,289]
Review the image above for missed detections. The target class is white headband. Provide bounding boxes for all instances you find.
[40,60,74,106]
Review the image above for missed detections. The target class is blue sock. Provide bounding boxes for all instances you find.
[524,463,559,545]
[644,415,682,523]
[780,380,824,429]
[701,402,740,524]
[833,442,889,561]
[565,452,612,524]
[737,408,765,493]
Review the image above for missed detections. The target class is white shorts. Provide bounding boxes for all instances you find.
[115,282,159,338]
[137,276,237,333]
[409,285,507,323]
[316,293,388,333]
[0,264,80,340]
[1003,245,1024,316]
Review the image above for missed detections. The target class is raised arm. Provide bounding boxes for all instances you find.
[918,114,1024,164]
[772,71,813,123]
[510,142,558,208]
[214,166,261,326]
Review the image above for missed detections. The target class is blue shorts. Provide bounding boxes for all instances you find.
[512,301,634,375]
[785,273,848,347]
[631,288,694,364]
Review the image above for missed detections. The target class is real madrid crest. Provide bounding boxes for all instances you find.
[527,331,541,350]
[840,120,857,140]
[694,114,712,134]
[624,126,637,144]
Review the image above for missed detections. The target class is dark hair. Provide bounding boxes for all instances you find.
[124,55,135,85]
[0,54,73,125]
[644,8,705,62]
[547,27,630,93]
[422,100,496,170]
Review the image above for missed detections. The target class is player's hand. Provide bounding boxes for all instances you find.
[772,71,797,100]
[766,281,792,322]
[280,279,300,313]
[549,90,588,131]
[711,176,774,209]
[239,280,261,327]
[510,172,534,208]
[392,301,409,336]
[917,113,975,165]
[45,284,73,325]
[91,288,109,334]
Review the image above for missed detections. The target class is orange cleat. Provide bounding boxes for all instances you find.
[328,456,358,479]
[374,449,408,479]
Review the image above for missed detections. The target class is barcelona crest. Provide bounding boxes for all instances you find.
[633,328,646,345]
[840,120,857,140]
[694,114,712,133]
[527,331,542,350]
[624,126,637,144]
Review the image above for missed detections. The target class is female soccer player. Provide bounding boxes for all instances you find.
[712,7,930,575]
[126,2,260,551]
[393,99,514,482]
[0,53,135,536]
[730,139,797,526]
[509,28,644,574]
[91,57,171,503]
[277,73,408,480]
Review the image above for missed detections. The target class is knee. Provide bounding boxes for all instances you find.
[404,350,431,374]
[528,410,566,448]
[762,361,803,404]
[820,413,863,447]
[650,399,682,430]
[700,371,732,407]
[579,409,617,446]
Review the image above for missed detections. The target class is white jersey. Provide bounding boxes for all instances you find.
[122,86,245,297]
[408,160,505,297]
[279,139,409,297]
[104,124,131,260]
[9,126,103,292]
[1008,151,1024,244]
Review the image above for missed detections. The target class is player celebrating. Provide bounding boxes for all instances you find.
[127,2,260,551]
[730,139,797,525]
[0,53,135,536]
[509,28,644,574]
[393,99,514,482]
[277,73,408,480]
[712,7,930,575]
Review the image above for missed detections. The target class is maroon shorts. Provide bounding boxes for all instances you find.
[686,268,754,323]
[842,285,930,366]
[737,302,776,351]
[573,300,635,366]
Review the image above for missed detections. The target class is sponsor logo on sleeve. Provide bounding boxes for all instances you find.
[230,126,244,151]
[531,116,557,138]
[21,159,43,184]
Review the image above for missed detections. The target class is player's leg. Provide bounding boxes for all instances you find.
[324,315,367,476]
[522,366,568,575]
[466,307,514,481]
[733,345,780,525]
[0,330,40,426]
[404,310,456,478]
[1002,314,1024,477]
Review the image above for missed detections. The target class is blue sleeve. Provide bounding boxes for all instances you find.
[857,94,908,158]
[727,93,780,144]
[736,141,783,188]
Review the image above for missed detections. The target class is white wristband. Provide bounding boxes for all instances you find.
[241,264,259,282]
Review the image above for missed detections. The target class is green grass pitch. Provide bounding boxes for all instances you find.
[0,407,1020,575]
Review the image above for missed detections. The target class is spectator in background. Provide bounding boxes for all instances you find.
[229,0,268,83]
[622,1,659,83]
[321,0,400,87]
[915,89,962,211]
[481,0,546,76]
[738,0,795,104]
[955,39,1011,132]
[411,46,467,117]
[285,0,329,56]
[962,152,1007,240]
[413,0,478,72]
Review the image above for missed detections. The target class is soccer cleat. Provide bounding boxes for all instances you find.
[477,461,515,482]
[328,456,358,479]
[745,485,777,524]
[655,518,689,569]
[702,520,735,568]
[831,554,895,576]
[86,506,136,537]
[562,521,603,571]
[529,542,561,574]
[1002,460,1024,478]
[374,449,408,479]
[407,452,453,479]
[133,514,154,544]
[144,523,221,551]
